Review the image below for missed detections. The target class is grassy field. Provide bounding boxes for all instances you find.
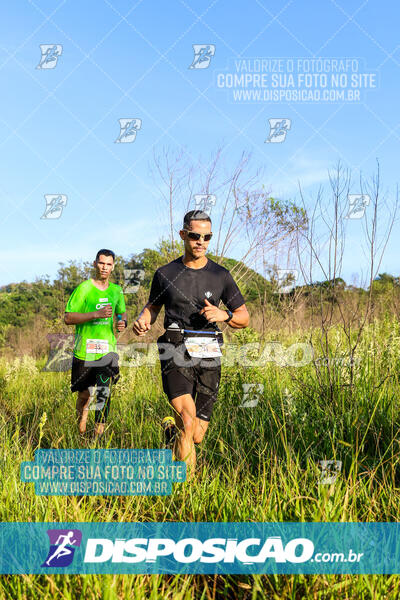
[1,319,400,599]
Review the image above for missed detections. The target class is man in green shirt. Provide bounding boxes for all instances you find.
[64,249,127,436]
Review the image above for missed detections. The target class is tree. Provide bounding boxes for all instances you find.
[293,161,398,402]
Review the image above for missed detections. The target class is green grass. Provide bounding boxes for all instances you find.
[1,319,400,598]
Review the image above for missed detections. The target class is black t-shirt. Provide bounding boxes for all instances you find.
[148,256,245,331]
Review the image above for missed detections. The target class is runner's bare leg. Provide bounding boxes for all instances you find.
[193,417,209,445]
[171,393,197,476]
[76,389,90,434]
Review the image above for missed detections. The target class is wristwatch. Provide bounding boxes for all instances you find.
[225,309,233,323]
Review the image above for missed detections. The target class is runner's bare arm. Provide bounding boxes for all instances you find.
[225,304,250,329]
[200,299,249,329]
[132,303,162,336]
[64,305,112,325]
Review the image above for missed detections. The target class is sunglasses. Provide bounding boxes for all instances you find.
[183,229,213,242]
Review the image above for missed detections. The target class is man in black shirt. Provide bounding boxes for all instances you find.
[133,210,249,474]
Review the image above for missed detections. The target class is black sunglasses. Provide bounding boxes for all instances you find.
[183,229,213,242]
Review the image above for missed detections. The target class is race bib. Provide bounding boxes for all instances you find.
[184,336,222,358]
[86,339,109,354]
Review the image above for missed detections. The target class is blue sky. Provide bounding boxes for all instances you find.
[0,0,399,287]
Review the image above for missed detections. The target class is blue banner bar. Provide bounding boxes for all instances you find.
[0,522,398,574]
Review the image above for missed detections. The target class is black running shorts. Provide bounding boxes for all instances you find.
[157,334,221,422]
[70,352,120,392]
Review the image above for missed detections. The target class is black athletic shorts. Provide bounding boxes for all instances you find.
[157,334,221,422]
[70,352,120,393]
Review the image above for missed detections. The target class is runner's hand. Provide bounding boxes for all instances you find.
[133,316,151,336]
[116,320,126,332]
[199,298,226,323]
[96,305,112,318]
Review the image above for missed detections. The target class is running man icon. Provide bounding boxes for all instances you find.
[45,531,76,566]
[41,529,82,567]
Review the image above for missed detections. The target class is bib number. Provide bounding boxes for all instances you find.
[184,336,222,358]
[86,339,109,354]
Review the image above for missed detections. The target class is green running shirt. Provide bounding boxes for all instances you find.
[65,279,126,361]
